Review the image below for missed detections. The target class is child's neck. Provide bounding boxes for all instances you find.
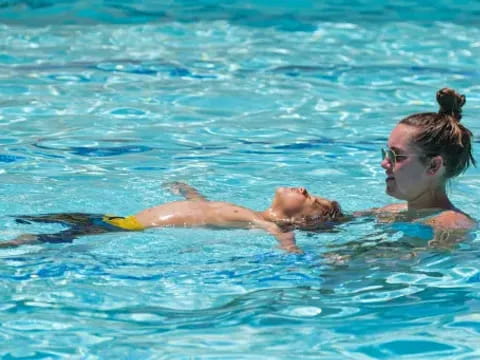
[259,207,290,224]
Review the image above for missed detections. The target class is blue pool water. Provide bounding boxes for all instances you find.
[1,0,480,358]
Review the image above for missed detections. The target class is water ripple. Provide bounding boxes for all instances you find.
[1,4,480,358]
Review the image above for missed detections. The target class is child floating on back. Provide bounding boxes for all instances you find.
[1,182,344,253]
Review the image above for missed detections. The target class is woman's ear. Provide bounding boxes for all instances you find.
[428,156,444,175]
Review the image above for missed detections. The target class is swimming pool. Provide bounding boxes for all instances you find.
[1,0,480,358]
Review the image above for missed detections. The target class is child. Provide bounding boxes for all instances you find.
[1,182,343,253]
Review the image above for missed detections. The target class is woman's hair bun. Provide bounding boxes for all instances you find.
[436,87,466,121]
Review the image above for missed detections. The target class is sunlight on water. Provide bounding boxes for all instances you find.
[1,0,480,358]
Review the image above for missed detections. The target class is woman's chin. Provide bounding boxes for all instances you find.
[386,186,407,201]
[386,182,394,193]
[385,183,399,198]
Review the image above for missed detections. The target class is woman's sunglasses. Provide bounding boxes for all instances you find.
[381,148,409,167]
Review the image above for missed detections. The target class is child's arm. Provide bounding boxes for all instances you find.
[274,231,303,254]
[256,220,303,254]
[165,181,208,201]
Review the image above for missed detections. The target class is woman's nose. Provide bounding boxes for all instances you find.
[381,158,391,170]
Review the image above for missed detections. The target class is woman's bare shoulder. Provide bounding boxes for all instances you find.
[353,203,406,217]
[423,210,476,230]
[377,203,407,213]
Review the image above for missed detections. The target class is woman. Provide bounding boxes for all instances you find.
[373,87,476,245]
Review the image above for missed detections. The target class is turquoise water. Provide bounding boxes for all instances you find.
[1,0,480,358]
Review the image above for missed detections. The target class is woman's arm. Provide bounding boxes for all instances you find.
[422,210,476,248]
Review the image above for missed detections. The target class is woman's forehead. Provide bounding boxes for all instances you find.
[388,124,419,150]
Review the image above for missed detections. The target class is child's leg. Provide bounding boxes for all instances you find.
[165,181,208,201]
[15,213,102,226]
[0,234,41,248]
[0,227,90,248]
[2,213,116,248]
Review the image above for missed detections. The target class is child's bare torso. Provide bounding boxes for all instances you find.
[2,182,300,253]
[134,201,263,229]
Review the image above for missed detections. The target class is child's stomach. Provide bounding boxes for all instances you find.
[134,201,255,229]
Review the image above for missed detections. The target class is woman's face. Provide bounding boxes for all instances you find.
[381,124,433,201]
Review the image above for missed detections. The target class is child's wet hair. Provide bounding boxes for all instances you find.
[294,201,344,230]
[399,88,475,179]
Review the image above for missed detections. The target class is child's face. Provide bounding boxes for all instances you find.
[273,187,341,225]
